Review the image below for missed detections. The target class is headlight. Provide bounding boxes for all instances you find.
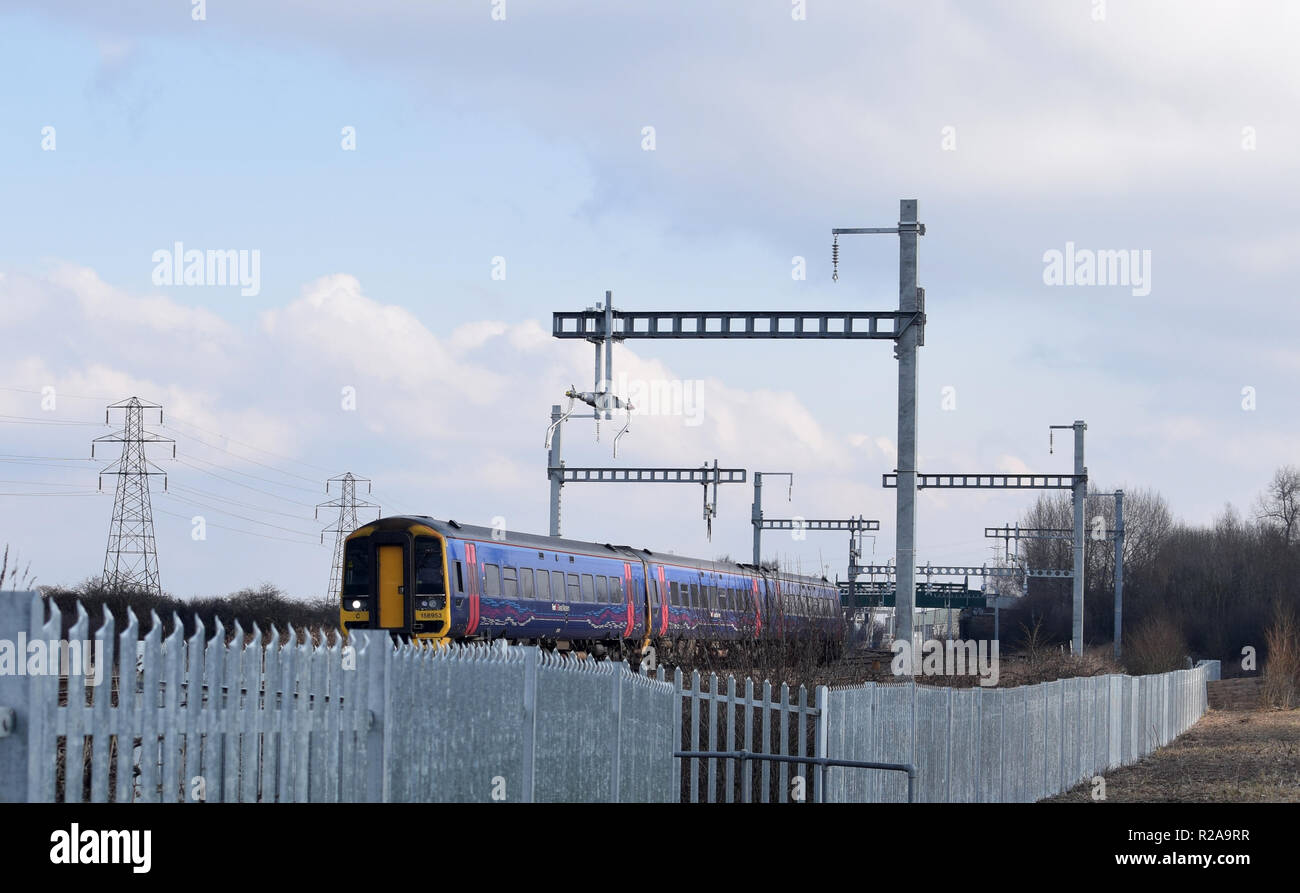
[350,599,363,610]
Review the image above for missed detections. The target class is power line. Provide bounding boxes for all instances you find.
[0,478,90,487]
[0,415,103,426]
[163,423,324,485]
[162,491,321,538]
[0,491,100,497]
[166,414,334,475]
[0,385,113,401]
[169,483,317,521]
[175,453,319,494]
[172,457,318,505]
[152,505,324,546]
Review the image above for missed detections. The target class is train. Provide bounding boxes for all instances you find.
[337,516,843,658]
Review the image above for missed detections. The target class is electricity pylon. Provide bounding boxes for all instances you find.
[317,473,380,600]
[92,397,175,596]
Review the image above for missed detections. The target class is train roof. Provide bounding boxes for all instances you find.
[367,515,831,585]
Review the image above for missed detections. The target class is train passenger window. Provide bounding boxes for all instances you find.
[595,575,608,603]
[554,570,567,600]
[535,569,549,600]
[520,567,535,598]
[502,566,518,597]
[485,564,501,597]
[580,574,595,602]
[343,540,370,595]
[612,576,624,604]
[414,538,445,595]
[566,573,580,601]
[690,584,699,609]
[669,581,679,606]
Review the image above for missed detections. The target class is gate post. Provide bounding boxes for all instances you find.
[521,646,538,803]
[359,631,392,803]
[813,685,829,803]
[0,593,40,802]
[610,665,623,803]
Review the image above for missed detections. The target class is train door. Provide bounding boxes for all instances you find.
[656,565,669,636]
[375,541,408,630]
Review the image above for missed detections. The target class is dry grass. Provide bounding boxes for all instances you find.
[1123,614,1188,675]
[1262,606,1300,709]
[1045,708,1300,802]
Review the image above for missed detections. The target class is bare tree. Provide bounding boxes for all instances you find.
[1255,465,1300,546]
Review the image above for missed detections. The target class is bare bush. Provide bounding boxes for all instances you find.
[1262,605,1300,709]
[1124,614,1187,675]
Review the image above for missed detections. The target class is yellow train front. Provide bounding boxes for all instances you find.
[338,517,453,640]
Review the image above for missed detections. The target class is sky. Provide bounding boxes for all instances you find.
[0,0,1296,598]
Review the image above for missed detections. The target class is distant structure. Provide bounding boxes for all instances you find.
[317,473,380,600]
[92,397,175,596]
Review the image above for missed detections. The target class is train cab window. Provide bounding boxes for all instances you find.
[343,539,370,595]
[454,561,464,594]
[414,538,445,595]
[580,574,595,602]
[520,567,535,598]
[567,573,581,602]
[595,575,608,603]
[535,569,549,600]
[485,564,501,597]
[502,566,518,597]
[649,579,658,607]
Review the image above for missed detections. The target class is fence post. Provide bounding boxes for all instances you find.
[813,685,828,803]
[521,646,538,803]
[610,663,623,803]
[0,593,39,802]
[360,631,391,803]
[672,667,683,802]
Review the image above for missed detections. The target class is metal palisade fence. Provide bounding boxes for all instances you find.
[0,592,1217,803]
[818,663,1218,803]
[0,593,675,803]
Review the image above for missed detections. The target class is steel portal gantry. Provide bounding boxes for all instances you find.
[882,420,1090,654]
[544,459,747,540]
[550,200,926,652]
